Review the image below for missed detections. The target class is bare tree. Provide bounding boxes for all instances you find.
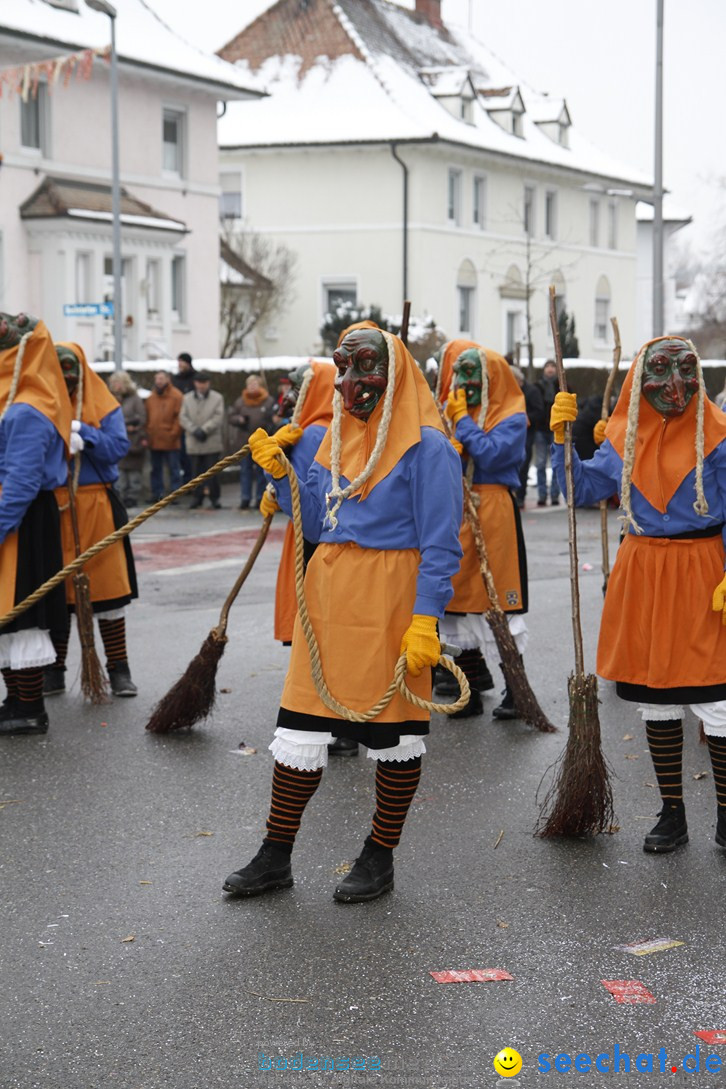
[220,224,297,358]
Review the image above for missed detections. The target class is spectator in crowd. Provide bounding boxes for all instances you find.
[146,370,183,502]
[509,364,537,509]
[228,374,275,509]
[180,371,225,510]
[528,359,560,507]
[271,374,292,427]
[108,371,146,508]
[172,353,197,483]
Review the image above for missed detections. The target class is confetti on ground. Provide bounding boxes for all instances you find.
[622,734,634,741]
[613,938,684,956]
[493,829,504,849]
[139,881,152,885]
[334,862,352,876]
[624,754,640,760]
[496,921,510,929]
[94,981,111,985]
[195,831,214,837]
[582,562,593,571]
[120,935,136,943]
[693,771,709,780]
[694,1031,726,1046]
[245,989,309,1003]
[0,799,22,810]
[430,969,513,984]
[220,688,232,694]
[100,722,108,728]
[601,980,656,1004]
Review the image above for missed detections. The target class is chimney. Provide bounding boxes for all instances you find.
[415,0,443,29]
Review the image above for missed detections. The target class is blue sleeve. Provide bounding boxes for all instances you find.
[410,428,464,616]
[551,438,622,506]
[0,406,59,543]
[268,458,325,543]
[289,425,326,478]
[455,412,527,474]
[79,407,130,467]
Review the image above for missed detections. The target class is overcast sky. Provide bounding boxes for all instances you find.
[149,0,724,256]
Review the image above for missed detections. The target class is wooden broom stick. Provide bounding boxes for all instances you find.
[65,461,109,703]
[400,300,411,347]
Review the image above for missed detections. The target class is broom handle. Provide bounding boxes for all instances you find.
[66,457,84,559]
[0,444,252,631]
[214,514,273,638]
[549,284,584,678]
[600,316,621,590]
[400,300,411,347]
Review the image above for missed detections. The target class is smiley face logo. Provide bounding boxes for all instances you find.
[493,1048,522,1078]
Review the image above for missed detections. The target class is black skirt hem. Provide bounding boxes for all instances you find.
[276,705,429,748]
[616,681,726,704]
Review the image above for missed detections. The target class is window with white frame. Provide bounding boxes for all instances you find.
[20,83,48,153]
[171,255,186,322]
[473,175,486,229]
[323,279,357,314]
[594,275,611,343]
[512,109,523,137]
[607,200,618,250]
[523,185,536,236]
[146,259,161,319]
[589,199,600,247]
[460,97,473,124]
[457,259,477,336]
[219,171,242,220]
[447,168,462,225]
[75,252,91,303]
[545,190,557,240]
[506,309,524,354]
[163,109,185,176]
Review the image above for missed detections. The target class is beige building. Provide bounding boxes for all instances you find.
[218,0,652,360]
[0,0,261,362]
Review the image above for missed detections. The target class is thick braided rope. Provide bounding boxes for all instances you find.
[0,445,252,631]
[290,365,314,427]
[0,330,30,423]
[282,451,470,720]
[324,331,397,529]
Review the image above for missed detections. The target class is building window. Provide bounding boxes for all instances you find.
[545,191,557,240]
[458,286,474,335]
[163,109,185,176]
[523,185,536,236]
[594,275,611,343]
[473,175,486,229]
[512,110,523,137]
[589,199,600,247]
[75,252,91,303]
[448,169,462,225]
[608,200,618,250]
[460,97,473,124]
[506,309,523,353]
[20,84,48,153]
[146,259,161,319]
[323,279,357,314]
[219,171,242,220]
[171,255,186,322]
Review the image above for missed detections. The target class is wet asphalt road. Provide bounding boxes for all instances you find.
[2,485,725,1089]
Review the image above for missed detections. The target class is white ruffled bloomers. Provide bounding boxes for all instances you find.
[639,702,726,736]
[0,628,56,670]
[269,727,426,771]
[439,611,529,656]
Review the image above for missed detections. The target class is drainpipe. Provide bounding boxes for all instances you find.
[390,143,409,302]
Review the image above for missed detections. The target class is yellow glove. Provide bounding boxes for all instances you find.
[550,391,578,444]
[451,437,464,456]
[259,489,280,518]
[445,388,468,426]
[400,614,440,678]
[712,574,726,625]
[593,419,608,446]
[248,427,285,479]
[274,423,303,449]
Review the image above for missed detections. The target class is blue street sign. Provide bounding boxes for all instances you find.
[63,303,114,318]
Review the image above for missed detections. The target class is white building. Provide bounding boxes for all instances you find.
[218,0,653,360]
[0,0,262,362]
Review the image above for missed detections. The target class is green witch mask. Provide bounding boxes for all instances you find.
[642,338,699,418]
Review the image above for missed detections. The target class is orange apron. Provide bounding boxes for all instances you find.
[281,542,431,726]
[55,483,130,605]
[447,483,523,613]
[598,533,726,689]
[274,521,296,644]
[0,531,19,617]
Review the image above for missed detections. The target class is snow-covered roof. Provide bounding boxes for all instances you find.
[636,199,692,226]
[217,0,650,191]
[20,175,187,233]
[1,0,265,98]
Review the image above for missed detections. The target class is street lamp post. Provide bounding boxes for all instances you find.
[653,0,665,338]
[85,0,123,370]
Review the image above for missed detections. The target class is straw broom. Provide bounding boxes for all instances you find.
[66,460,110,704]
[600,317,621,595]
[145,514,273,732]
[535,286,614,837]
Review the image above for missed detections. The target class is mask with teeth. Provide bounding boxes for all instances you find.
[0,311,38,351]
[642,337,699,418]
[56,345,81,397]
[333,329,388,420]
[452,347,482,407]
[279,363,309,418]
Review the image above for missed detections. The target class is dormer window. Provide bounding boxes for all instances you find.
[532,99,572,147]
[419,67,477,125]
[477,85,525,138]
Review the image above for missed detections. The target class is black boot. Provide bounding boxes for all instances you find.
[450,686,483,719]
[223,842,293,897]
[493,682,519,720]
[108,661,137,698]
[643,803,688,853]
[0,706,49,735]
[327,737,359,757]
[43,667,66,696]
[716,809,726,849]
[333,839,394,903]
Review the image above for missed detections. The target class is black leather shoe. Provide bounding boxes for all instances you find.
[450,687,483,719]
[493,685,519,720]
[327,737,359,757]
[43,667,66,696]
[223,843,293,897]
[189,498,203,509]
[715,808,726,849]
[643,803,688,853]
[333,842,394,903]
[0,710,49,736]
[108,662,137,698]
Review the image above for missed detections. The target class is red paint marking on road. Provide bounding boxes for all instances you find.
[601,979,656,1004]
[429,969,513,984]
[694,1031,726,1046]
[134,528,286,573]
